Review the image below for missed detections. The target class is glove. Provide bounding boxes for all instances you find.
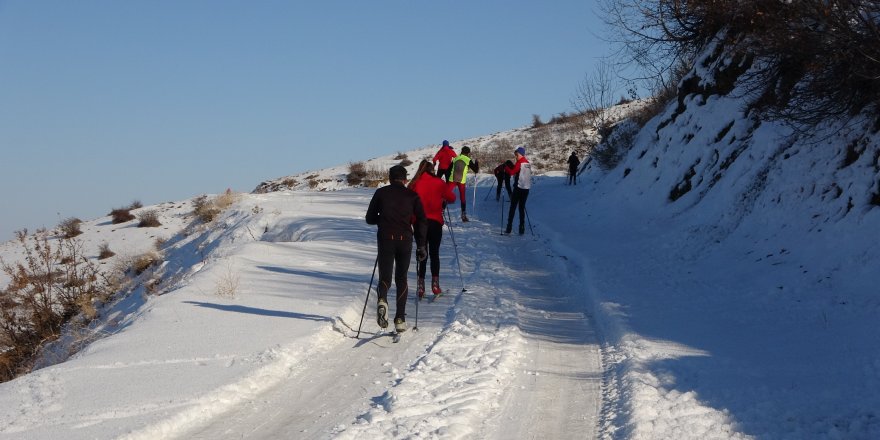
[417,246,427,262]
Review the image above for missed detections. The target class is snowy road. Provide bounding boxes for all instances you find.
[182,195,603,439]
[0,189,604,440]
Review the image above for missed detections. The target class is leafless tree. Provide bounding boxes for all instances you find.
[573,60,618,135]
[600,0,880,128]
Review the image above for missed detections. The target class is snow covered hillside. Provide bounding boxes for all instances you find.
[559,48,880,437]
[1,49,879,439]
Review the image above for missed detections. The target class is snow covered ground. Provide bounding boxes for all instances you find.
[0,187,604,439]
[1,67,879,438]
[2,156,878,438]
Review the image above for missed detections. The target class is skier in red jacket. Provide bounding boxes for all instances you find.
[408,160,457,297]
[432,140,457,182]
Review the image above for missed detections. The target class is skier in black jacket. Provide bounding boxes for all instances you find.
[567,151,580,185]
[493,160,514,201]
[365,165,428,333]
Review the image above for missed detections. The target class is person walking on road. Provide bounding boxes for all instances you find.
[505,147,532,235]
[432,140,457,183]
[567,151,581,185]
[448,146,479,222]
[365,165,428,333]
[408,160,456,298]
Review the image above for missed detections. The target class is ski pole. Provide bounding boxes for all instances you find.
[525,206,535,236]
[444,207,467,292]
[472,174,477,214]
[355,255,380,339]
[483,178,496,201]
[413,250,420,331]
[501,194,507,234]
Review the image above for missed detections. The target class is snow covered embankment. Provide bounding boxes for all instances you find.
[543,46,880,439]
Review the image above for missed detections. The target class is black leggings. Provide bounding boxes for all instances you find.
[438,167,452,183]
[569,168,577,185]
[418,220,443,278]
[496,174,512,199]
[377,239,412,319]
[507,187,530,227]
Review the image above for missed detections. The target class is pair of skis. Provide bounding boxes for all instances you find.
[383,329,403,343]
[419,290,446,303]
[373,288,452,344]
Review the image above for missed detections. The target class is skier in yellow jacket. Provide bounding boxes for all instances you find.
[447,146,479,222]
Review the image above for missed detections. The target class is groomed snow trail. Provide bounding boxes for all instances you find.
[473,217,603,440]
[178,192,603,439]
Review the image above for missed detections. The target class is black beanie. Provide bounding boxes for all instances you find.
[389,165,408,181]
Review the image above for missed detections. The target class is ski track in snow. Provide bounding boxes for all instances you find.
[93,191,605,440]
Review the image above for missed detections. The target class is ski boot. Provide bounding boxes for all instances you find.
[377,299,388,328]
[461,211,469,222]
[504,223,512,235]
[519,224,525,235]
[394,317,407,333]
[417,277,426,299]
[431,276,442,296]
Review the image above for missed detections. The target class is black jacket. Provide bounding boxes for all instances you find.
[567,153,580,170]
[366,181,427,246]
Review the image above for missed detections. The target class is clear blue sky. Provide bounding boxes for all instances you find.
[0,0,609,241]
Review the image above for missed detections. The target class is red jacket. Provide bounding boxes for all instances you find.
[432,146,457,170]
[411,173,456,224]
[507,155,529,176]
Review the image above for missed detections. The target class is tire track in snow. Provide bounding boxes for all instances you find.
[461,212,603,440]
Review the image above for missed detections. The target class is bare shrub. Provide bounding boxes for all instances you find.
[58,217,83,238]
[347,162,368,186]
[105,255,134,293]
[131,250,162,275]
[144,275,162,295]
[253,177,299,193]
[531,114,545,128]
[215,261,240,298]
[97,243,115,260]
[75,294,98,321]
[192,191,238,224]
[214,189,239,211]
[136,210,161,228]
[475,139,516,169]
[109,208,135,224]
[364,165,387,187]
[394,152,408,160]
[398,159,413,167]
[0,233,108,382]
[153,237,167,250]
[192,195,219,223]
[128,200,143,209]
[591,120,639,170]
